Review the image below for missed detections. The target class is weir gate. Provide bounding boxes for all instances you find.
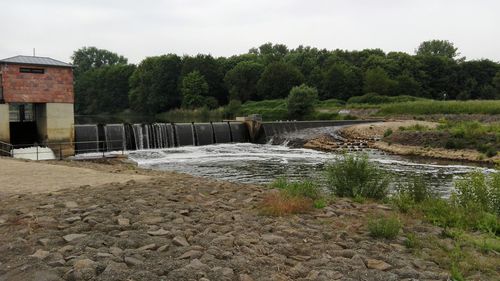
[74,120,373,154]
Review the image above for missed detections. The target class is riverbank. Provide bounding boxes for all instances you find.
[1,157,493,280]
[304,120,500,164]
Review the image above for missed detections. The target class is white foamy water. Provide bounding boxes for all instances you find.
[12,146,56,160]
[126,143,492,196]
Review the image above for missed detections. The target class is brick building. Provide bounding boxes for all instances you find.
[0,55,75,155]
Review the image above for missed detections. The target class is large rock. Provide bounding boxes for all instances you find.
[30,249,50,260]
[72,259,98,281]
[366,258,392,271]
[172,236,190,247]
[63,233,87,242]
[97,261,129,281]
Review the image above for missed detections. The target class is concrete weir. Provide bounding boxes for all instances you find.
[73,119,376,154]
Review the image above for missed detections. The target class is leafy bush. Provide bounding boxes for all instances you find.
[453,171,500,216]
[392,176,434,212]
[286,84,318,120]
[383,128,393,138]
[368,216,402,239]
[325,154,390,200]
[222,99,242,118]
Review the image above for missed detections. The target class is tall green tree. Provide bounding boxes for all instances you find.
[415,40,460,60]
[181,71,210,109]
[493,72,500,98]
[321,63,362,100]
[180,54,227,105]
[224,61,264,102]
[71,46,128,78]
[363,67,396,95]
[257,62,304,99]
[287,84,318,120]
[129,54,182,113]
[75,64,135,114]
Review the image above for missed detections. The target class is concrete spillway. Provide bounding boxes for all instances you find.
[74,120,374,153]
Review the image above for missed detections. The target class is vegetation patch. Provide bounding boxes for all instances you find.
[325,154,390,200]
[378,100,500,115]
[262,178,326,216]
[384,120,500,157]
[367,215,402,239]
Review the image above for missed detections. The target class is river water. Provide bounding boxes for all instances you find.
[127,142,493,197]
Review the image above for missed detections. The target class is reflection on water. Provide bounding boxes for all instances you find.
[128,143,494,197]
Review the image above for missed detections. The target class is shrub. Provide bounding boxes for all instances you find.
[261,192,313,216]
[383,128,393,138]
[392,176,435,212]
[286,84,318,120]
[404,233,420,249]
[368,216,402,239]
[223,99,241,118]
[325,154,390,200]
[453,171,500,216]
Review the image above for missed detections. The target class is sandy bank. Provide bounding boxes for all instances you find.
[0,157,150,195]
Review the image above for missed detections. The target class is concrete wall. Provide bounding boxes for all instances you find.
[45,103,74,142]
[35,103,47,142]
[44,103,75,157]
[0,103,9,142]
[0,64,73,103]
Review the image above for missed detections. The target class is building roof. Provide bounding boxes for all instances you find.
[0,55,73,68]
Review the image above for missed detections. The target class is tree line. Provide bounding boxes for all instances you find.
[72,40,500,115]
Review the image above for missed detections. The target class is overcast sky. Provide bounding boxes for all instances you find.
[2,0,499,64]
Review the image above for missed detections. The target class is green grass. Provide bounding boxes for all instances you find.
[269,178,323,200]
[378,100,500,115]
[347,93,426,105]
[367,215,402,239]
[156,107,224,122]
[239,99,289,120]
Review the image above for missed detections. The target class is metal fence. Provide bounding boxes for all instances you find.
[0,140,126,160]
[0,141,13,157]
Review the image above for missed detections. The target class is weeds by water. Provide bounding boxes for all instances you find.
[262,178,326,215]
[325,153,390,200]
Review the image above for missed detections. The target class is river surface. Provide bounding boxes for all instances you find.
[127,143,493,197]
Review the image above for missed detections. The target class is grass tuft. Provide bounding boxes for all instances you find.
[368,215,402,239]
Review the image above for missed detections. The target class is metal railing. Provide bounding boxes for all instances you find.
[0,141,13,156]
[2,139,127,160]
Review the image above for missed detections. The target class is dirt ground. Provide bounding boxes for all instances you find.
[0,157,149,196]
[0,158,464,281]
[339,120,437,140]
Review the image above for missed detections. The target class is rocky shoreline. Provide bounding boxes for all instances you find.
[303,120,500,164]
[0,158,459,281]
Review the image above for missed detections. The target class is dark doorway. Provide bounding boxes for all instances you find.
[9,103,39,146]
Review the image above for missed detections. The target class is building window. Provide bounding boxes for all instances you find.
[19,67,45,74]
[9,103,35,122]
